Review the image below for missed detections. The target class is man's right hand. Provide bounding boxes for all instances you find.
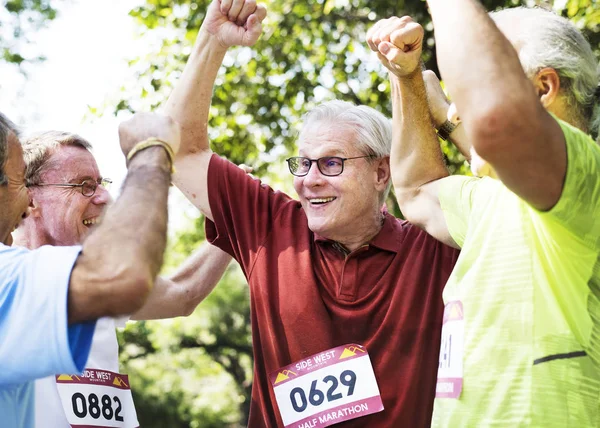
[201,0,267,48]
[118,112,181,161]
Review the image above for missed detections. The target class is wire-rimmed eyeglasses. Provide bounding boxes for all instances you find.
[29,178,112,197]
[286,155,373,177]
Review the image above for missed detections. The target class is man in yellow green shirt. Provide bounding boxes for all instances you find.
[367,3,600,427]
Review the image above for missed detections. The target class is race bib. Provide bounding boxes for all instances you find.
[436,301,464,398]
[270,344,384,428]
[56,368,139,428]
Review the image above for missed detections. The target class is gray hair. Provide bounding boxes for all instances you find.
[491,7,600,136]
[0,112,20,186]
[21,131,93,186]
[300,100,393,202]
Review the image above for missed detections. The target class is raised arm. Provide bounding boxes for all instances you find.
[427,0,566,210]
[132,243,232,320]
[422,71,470,161]
[367,17,457,248]
[165,0,266,221]
[67,113,180,323]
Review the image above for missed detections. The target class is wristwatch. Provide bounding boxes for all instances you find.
[436,120,457,141]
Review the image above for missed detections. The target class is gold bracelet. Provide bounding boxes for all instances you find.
[126,137,175,174]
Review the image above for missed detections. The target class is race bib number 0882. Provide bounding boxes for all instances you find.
[70,392,124,422]
[56,369,139,428]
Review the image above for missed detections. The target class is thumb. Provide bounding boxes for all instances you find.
[379,41,403,63]
[244,14,262,45]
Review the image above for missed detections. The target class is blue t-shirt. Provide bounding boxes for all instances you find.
[0,244,96,428]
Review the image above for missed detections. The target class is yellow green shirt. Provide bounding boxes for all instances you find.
[433,118,600,427]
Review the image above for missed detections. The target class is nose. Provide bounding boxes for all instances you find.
[92,185,113,205]
[302,161,326,187]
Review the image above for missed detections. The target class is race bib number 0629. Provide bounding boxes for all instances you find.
[270,344,384,428]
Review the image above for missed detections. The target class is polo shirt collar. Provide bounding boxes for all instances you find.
[313,213,403,253]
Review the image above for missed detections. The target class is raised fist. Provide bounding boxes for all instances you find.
[366,16,424,78]
[201,0,267,48]
[119,113,181,161]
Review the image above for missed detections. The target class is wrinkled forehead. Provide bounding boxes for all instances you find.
[297,122,358,156]
[40,144,100,181]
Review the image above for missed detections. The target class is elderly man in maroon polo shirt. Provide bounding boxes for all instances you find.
[165,1,458,426]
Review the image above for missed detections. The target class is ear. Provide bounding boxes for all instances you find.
[532,67,561,109]
[373,156,391,193]
[28,189,42,218]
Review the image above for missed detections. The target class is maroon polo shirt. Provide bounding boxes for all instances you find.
[206,154,458,427]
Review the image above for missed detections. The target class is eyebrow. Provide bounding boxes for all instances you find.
[67,175,102,184]
[297,151,346,158]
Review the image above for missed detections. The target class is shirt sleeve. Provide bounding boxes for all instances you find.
[540,118,600,249]
[205,154,296,276]
[113,316,130,329]
[0,244,96,385]
[438,176,497,248]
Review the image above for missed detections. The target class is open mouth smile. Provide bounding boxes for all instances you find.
[309,197,336,206]
[82,217,100,227]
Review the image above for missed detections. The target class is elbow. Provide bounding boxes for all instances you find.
[170,282,202,317]
[179,289,210,317]
[393,186,417,215]
[69,256,155,321]
[177,292,197,317]
[125,273,154,312]
[393,187,425,225]
[467,103,534,162]
[96,265,153,316]
[180,304,196,317]
[109,270,154,316]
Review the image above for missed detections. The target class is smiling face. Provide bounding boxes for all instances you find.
[24,144,111,246]
[293,122,388,248]
[0,132,30,246]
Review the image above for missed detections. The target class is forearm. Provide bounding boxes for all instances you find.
[68,148,171,323]
[391,71,448,205]
[166,30,227,219]
[427,0,538,149]
[447,126,470,161]
[132,243,232,320]
[427,102,471,161]
[164,29,227,155]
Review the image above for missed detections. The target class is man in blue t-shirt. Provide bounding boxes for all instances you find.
[0,111,181,427]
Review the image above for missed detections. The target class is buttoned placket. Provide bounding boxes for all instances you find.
[338,244,370,301]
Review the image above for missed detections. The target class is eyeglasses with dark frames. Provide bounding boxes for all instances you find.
[285,155,374,177]
[30,178,112,197]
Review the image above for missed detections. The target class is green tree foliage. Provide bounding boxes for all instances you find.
[114,0,600,425]
[1,0,60,67]
[119,216,253,427]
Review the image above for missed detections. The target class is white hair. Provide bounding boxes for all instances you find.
[491,7,600,136]
[299,100,393,202]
